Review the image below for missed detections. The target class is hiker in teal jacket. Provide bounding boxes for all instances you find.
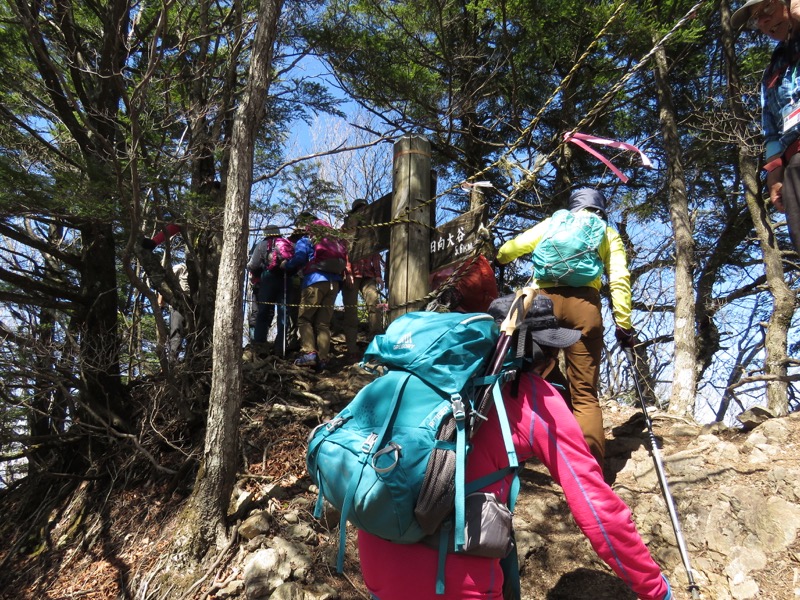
[496,188,636,465]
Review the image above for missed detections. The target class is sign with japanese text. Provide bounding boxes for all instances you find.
[430,206,487,272]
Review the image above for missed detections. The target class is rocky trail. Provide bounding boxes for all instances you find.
[2,351,799,600]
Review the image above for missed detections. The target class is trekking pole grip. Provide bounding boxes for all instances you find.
[500,287,536,336]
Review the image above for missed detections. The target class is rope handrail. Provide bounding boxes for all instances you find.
[248,0,707,316]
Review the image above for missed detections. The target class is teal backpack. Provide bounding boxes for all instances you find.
[306,311,521,595]
[532,209,607,286]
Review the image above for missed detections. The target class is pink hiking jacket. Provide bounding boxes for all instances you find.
[358,371,668,600]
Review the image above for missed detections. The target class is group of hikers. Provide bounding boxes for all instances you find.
[245,201,384,372]
[141,184,677,597]
[257,185,673,599]
[245,186,635,461]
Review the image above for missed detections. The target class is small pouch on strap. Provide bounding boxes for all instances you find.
[459,492,514,558]
[423,492,514,559]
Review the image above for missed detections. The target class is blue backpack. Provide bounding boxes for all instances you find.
[532,209,607,286]
[306,311,521,594]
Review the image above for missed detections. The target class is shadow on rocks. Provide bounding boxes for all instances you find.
[546,567,637,599]
[603,412,650,484]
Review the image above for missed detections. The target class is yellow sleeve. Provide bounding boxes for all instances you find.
[496,219,549,265]
[599,226,632,330]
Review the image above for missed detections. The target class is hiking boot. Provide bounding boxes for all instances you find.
[294,352,318,368]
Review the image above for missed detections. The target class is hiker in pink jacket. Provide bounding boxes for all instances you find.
[358,297,671,600]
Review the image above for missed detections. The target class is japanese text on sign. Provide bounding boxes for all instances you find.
[431,227,476,258]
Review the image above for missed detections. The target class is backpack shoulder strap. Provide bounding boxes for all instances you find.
[261,237,276,267]
[453,393,468,551]
[491,378,520,509]
[434,378,520,595]
[465,378,520,502]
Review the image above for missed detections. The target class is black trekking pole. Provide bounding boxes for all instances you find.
[283,271,288,357]
[623,347,701,600]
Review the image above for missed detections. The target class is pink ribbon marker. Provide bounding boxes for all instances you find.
[564,132,653,184]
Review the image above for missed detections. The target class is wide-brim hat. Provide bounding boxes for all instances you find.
[263,225,281,237]
[731,0,773,30]
[350,198,368,213]
[487,293,582,348]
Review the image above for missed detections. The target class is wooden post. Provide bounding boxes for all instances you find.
[388,135,433,322]
[469,185,484,212]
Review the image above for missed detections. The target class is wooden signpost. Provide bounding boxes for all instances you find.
[388,135,433,321]
[345,192,392,263]
[346,136,490,324]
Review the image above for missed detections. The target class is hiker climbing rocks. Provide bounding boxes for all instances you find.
[160,262,189,362]
[136,213,193,363]
[495,188,636,465]
[732,0,800,253]
[341,199,384,361]
[353,295,671,600]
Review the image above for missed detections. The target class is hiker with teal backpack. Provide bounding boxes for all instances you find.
[496,188,636,466]
[306,293,671,600]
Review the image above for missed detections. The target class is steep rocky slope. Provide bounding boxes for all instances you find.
[2,356,799,600]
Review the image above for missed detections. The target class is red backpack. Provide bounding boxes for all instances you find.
[307,219,348,275]
[429,254,498,313]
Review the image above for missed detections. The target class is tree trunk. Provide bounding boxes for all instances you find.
[178,0,285,556]
[739,166,793,417]
[77,220,128,428]
[13,0,130,430]
[652,43,697,418]
[720,1,793,417]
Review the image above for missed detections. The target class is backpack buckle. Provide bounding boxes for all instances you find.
[500,369,518,383]
[451,394,465,421]
[361,432,378,453]
[326,417,345,432]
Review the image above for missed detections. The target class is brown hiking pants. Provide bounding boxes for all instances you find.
[298,280,340,362]
[539,286,606,464]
